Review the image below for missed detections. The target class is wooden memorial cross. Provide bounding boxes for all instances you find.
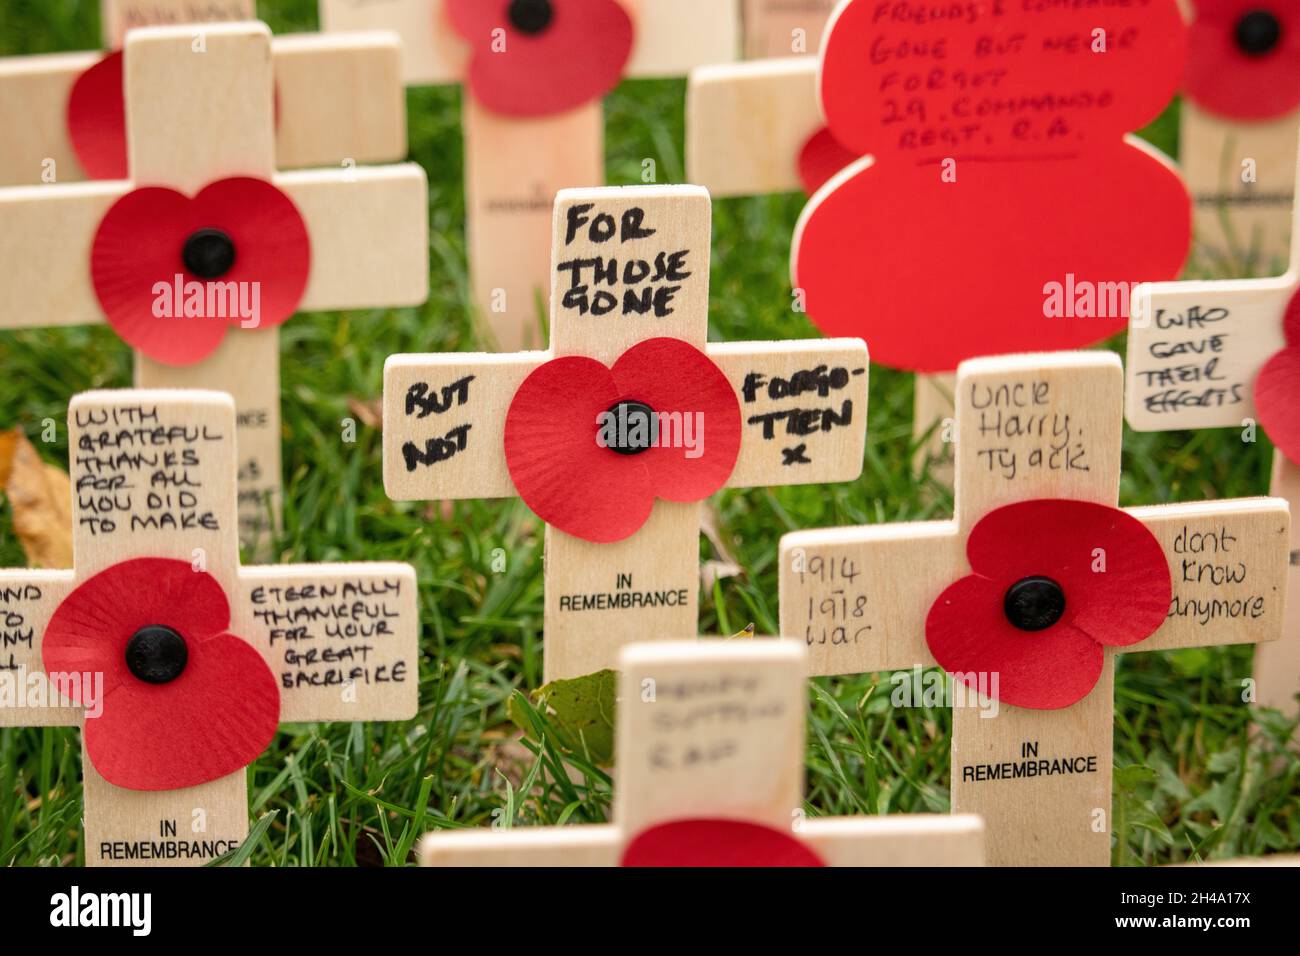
[1180,0,1300,271]
[780,352,1291,866]
[1128,158,1300,720]
[0,0,407,185]
[420,639,985,866]
[0,388,419,866]
[0,22,428,551]
[384,185,869,681]
[317,0,738,351]
[692,0,1194,480]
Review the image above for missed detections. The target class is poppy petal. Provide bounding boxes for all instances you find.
[621,819,826,867]
[85,631,280,791]
[963,500,1172,648]
[797,126,857,196]
[1184,0,1300,119]
[504,354,655,543]
[90,177,310,366]
[447,0,633,116]
[925,573,1106,710]
[44,558,232,703]
[610,338,741,503]
[1255,347,1300,467]
[66,51,128,180]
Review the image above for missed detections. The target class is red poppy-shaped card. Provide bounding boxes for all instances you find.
[445,0,634,117]
[1254,292,1300,465]
[90,176,311,366]
[926,500,1173,710]
[43,558,280,791]
[794,0,1191,373]
[621,819,826,867]
[503,337,742,543]
[1185,0,1300,120]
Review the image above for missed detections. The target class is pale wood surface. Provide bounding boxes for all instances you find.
[1181,101,1298,273]
[780,352,1292,866]
[686,57,820,197]
[271,32,407,170]
[135,331,283,550]
[101,0,255,48]
[318,0,464,85]
[741,0,836,58]
[913,370,955,482]
[1258,455,1300,717]
[0,51,98,185]
[463,96,603,351]
[384,187,867,680]
[0,569,80,728]
[421,640,985,866]
[712,338,868,488]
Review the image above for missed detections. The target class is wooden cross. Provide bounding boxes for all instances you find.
[383,185,868,681]
[0,0,407,185]
[318,0,738,352]
[420,639,985,866]
[0,22,427,552]
[779,351,1291,866]
[0,388,419,867]
[1128,160,1300,721]
[1180,1,1300,271]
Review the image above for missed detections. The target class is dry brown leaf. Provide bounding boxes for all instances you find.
[0,429,74,569]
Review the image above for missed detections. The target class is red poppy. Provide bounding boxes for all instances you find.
[67,51,128,180]
[925,500,1171,710]
[90,176,310,366]
[42,558,280,792]
[797,126,859,196]
[446,0,633,117]
[1185,0,1300,120]
[621,819,826,867]
[1254,288,1300,464]
[503,337,741,543]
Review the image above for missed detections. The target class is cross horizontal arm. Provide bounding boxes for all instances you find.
[236,562,419,722]
[800,814,985,866]
[0,569,79,728]
[319,0,465,86]
[275,164,429,310]
[779,521,961,676]
[624,0,739,77]
[419,825,622,866]
[383,352,545,501]
[710,338,868,488]
[1126,275,1293,431]
[271,32,407,170]
[0,51,100,185]
[1125,497,1291,653]
[687,57,821,197]
[0,182,128,330]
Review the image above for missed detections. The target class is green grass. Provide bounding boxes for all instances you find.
[1,0,1298,867]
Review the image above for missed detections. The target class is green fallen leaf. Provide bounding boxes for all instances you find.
[508,669,617,766]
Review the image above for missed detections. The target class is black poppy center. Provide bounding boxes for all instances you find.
[604,399,658,455]
[1003,576,1066,632]
[509,0,554,34]
[182,228,236,279]
[125,625,189,684]
[1234,10,1282,56]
